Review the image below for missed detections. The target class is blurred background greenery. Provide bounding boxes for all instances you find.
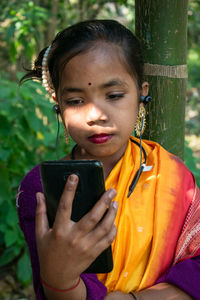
[0,0,199,298]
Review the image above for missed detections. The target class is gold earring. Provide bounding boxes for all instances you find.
[135,106,146,137]
[64,127,69,144]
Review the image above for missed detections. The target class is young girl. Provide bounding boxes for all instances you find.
[18,20,200,300]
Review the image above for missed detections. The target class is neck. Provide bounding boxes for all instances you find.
[72,143,128,179]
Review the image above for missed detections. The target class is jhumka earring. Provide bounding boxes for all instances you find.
[64,127,69,144]
[135,106,146,137]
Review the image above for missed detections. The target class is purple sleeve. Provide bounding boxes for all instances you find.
[157,256,200,299]
[81,274,107,300]
[17,165,107,300]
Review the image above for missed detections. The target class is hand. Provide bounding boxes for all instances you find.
[104,291,134,300]
[35,174,118,290]
[133,283,193,300]
[104,284,193,300]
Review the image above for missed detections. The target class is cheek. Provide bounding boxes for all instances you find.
[62,111,84,138]
[123,104,138,132]
[122,102,138,122]
[62,111,82,127]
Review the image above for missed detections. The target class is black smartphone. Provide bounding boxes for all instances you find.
[40,160,113,273]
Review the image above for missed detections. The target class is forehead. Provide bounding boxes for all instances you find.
[59,43,135,85]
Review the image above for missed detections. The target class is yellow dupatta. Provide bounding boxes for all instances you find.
[97,137,198,293]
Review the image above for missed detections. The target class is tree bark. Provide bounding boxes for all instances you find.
[135,0,189,159]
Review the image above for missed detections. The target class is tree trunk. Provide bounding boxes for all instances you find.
[135,0,189,159]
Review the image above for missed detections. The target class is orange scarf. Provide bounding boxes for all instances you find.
[97,137,200,293]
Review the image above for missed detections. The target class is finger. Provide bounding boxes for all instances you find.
[86,200,118,246]
[53,174,78,230]
[90,201,118,242]
[93,223,117,257]
[35,192,49,240]
[77,189,117,234]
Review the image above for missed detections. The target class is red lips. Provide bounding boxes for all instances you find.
[88,133,112,144]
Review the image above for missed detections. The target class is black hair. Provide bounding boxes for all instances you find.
[20,20,144,91]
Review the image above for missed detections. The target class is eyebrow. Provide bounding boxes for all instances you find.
[61,78,128,96]
[61,87,82,95]
[101,79,128,89]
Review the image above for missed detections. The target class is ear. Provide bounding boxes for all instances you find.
[140,82,149,97]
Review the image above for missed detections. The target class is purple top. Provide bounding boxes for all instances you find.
[17,164,200,299]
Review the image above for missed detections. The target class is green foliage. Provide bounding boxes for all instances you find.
[187,0,200,88]
[184,141,200,187]
[1,1,49,65]
[0,0,134,74]
[17,250,32,285]
[0,72,70,285]
[187,49,200,89]
[188,0,200,51]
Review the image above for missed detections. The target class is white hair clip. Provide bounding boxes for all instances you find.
[42,45,55,96]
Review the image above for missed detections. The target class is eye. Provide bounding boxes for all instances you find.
[107,93,125,101]
[64,99,84,106]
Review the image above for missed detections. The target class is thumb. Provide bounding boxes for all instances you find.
[35,192,49,240]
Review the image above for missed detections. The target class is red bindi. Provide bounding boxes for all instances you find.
[88,82,92,85]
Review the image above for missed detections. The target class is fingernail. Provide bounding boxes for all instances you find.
[69,174,77,183]
[36,193,41,205]
[108,189,117,199]
[111,201,118,210]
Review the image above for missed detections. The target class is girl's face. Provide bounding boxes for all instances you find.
[57,44,148,161]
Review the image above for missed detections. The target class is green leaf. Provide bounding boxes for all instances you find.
[0,224,6,233]
[0,246,18,267]
[0,115,12,137]
[10,10,16,16]
[0,232,4,246]
[6,24,15,41]
[5,229,17,247]
[0,148,12,162]
[24,110,43,132]
[17,251,32,284]
[9,42,17,64]
[6,209,18,227]
[0,164,11,205]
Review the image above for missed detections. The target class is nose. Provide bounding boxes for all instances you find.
[86,104,108,126]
